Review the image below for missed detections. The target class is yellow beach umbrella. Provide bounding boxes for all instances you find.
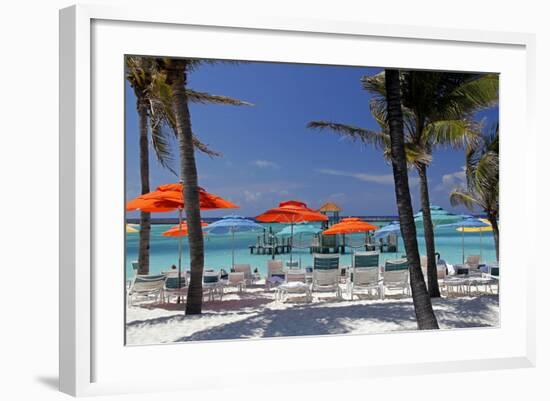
[457,219,493,233]
[455,219,492,260]
[126,224,139,233]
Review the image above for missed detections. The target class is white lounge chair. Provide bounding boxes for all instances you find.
[276,269,311,302]
[127,274,166,306]
[465,255,481,270]
[311,254,342,299]
[265,260,285,290]
[233,264,255,285]
[381,259,410,299]
[346,251,382,299]
[224,272,246,293]
[162,271,188,303]
[203,270,223,301]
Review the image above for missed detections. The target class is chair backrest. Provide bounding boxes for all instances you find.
[313,268,340,286]
[233,264,252,278]
[384,258,409,271]
[383,269,409,285]
[131,261,139,273]
[203,271,221,284]
[285,269,306,283]
[436,264,447,280]
[132,275,166,291]
[313,254,339,270]
[353,251,379,269]
[228,272,245,284]
[353,266,379,286]
[162,272,186,289]
[267,260,284,276]
[466,255,481,268]
[487,263,499,277]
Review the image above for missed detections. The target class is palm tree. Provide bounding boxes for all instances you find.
[309,71,497,297]
[126,56,250,276]
[364,71,497,297]
[450,125,499,260]
[385,69,439,330]
[157,57,252,315]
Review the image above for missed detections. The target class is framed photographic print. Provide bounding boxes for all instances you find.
[59,3,536,397]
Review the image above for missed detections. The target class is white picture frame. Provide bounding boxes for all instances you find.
[59,3,536,397]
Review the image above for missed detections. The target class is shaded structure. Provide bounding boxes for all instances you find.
[318,202,342,228]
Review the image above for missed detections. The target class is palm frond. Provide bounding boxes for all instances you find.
[149,122,177,176]
[423,119,481,149]
[449,189,481,210]
[307,120,387,150]
[191,134,222,157]
[186,89,253,106]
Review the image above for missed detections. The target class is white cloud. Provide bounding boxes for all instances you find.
[243,190,262,202]
[436,167,466,192]
[252,160,279,169]
[316,168,419,186]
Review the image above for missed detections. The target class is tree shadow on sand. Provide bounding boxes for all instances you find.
[174,295,499,342]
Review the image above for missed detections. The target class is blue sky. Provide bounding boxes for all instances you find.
[125,61,498,218]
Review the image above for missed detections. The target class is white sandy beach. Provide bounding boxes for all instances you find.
[126,284,499,345]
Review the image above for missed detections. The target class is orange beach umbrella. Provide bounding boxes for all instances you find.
[323,217,379,256]
[322,217,379,235]
[256,200,328,263]
[256,200,328,224]
[126,183,238,291]
[126,183,239,212]
[162,221,209,237]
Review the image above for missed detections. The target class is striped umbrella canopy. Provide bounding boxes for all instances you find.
[414,204,462,227]
[438,217,492,263]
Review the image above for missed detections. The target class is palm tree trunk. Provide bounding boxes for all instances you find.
[137,99,151,275]
[384,69,439,330]
[166,60,205,315]
[488,213,499,261]
[417,164,440,297]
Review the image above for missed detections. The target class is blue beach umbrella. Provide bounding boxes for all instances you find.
[374,221,401,256]
[438,217,491,263]
[414,204,462,227]
[203,215,263,269]
[374,221,401,239]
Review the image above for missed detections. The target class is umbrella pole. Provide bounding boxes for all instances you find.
[462,227,465,264]
[231,229,235,270]
[177,207,183,304]
[480,230,483,262]
[290,222,294,265]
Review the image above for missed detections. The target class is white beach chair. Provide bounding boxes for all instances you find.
[162,271,188,304]
[276,269,311,302]
[348,267,382,300]
[224,272,246,293]
[233,264,255,285]
[127,274,166,306]
[311,254,342,299]
[203,270,223,301]
[347,251,382,299]
[465,255,481,270]
[265,260,285,289]
[381,259,410,299]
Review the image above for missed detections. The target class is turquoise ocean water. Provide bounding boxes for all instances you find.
[125,220,497,278]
